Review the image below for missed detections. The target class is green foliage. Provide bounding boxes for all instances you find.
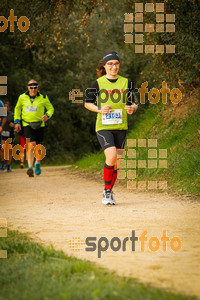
[0,0,147,161]
[130,0,200,88]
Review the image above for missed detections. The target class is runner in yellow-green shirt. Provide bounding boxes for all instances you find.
[85,51,138,205]
[14,79,54,177]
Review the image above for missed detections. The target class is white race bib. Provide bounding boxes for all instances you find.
[2,131,10,137]
[102,109,122,125]
[26,106,37,112]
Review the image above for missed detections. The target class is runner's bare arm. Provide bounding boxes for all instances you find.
[42,115,49,122]
[2,116,7,126]
[84,103,111,114]
[125,103,138,115]
[14,123,21,133]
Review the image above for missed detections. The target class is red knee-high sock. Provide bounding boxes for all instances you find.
[111,169,118,190]
[104,163,114,190]
[19,135,26,149]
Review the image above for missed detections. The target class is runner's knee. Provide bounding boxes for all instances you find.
[105,150,117,165]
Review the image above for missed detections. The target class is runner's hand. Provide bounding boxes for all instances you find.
[0,126,2,134]
[101,105,111,114]
[9,122,15,128]
[14,124,21,133]
[42,115,49,122]
[125,104,138,115]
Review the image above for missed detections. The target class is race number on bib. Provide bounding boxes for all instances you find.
[102,109,122,125]
[26,106,37,112]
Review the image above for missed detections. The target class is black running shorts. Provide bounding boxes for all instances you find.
[96,130,127,151]
[23,126,44,144]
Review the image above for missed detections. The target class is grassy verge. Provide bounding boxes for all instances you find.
[74,151,105,173]
[0,230,197,300]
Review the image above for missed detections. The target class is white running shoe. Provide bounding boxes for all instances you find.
[102,189,116,205]
[110,191,116,205]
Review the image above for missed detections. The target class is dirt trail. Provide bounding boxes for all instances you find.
[0,166,200,298]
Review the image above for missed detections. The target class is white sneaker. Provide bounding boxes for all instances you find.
[110,191,116,205]
[102,189,116,205]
